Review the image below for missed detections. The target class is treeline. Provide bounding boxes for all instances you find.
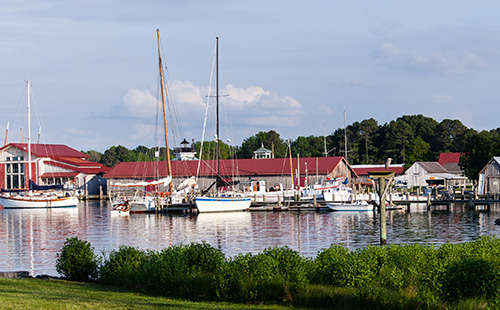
[84,114,500,180]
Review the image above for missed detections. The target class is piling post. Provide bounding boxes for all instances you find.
[369,171,394,246]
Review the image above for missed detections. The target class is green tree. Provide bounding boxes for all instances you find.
[405,136,432,167]
[195,140,234,160]
[101,145,130,167]
[291,136,324,158]
[381,119,413,163]
[459,130,500,180]
[358,118,379,164]
[84,150,102,163]
[237,130,287,159]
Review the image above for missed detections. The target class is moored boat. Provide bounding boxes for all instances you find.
[327,200,374,212]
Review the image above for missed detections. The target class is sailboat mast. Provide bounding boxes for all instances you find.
[157,28,172,193]
[215,37,220,191]
[27,81,31,188]
[343,108,348,182]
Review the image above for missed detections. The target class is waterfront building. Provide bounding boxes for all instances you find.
[0,143,109,197]
[478,157,500,195]
[104,156,357,194]
[399,161,466,188]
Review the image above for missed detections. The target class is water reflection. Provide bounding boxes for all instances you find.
[1,201,499,276]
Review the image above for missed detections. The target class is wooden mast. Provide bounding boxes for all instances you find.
[157,29,172,193]
[215,37,220,192]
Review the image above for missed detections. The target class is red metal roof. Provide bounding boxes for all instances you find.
[41,172,79,178]
[104,156,358,179]
[46,161,110,174]
[438,152,461,165]
[1,143,89,159]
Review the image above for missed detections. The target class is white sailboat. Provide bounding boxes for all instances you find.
[195,37,251,213]
[0,81,78,209]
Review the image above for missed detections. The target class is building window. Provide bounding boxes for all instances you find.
[5,158,25,189]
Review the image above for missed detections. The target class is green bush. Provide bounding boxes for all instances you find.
[216,246,309,304]
[55,237,99,281]
[142,242,223,300]
[99,245,149,288]
[441,258,500,302]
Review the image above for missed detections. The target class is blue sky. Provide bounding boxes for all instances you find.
[1,1,499,152]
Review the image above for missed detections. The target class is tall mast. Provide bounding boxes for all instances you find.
[343,108,348,182]
[215,37,220,191]
[157,29,172,193]
[27,81,31,187]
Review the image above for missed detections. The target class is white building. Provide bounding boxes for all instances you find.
[399,161,466,188]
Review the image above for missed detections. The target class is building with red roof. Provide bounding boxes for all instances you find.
[105,156,357,193]
[0,143,109,197]
[438,152,463,175]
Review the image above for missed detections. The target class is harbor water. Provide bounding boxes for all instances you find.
[0,200,499,276]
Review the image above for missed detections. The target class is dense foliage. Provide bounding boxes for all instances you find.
[83,114,500,180]
[55,237,100,282]
[58,236,500,309]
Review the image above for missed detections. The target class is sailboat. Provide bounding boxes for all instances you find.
[0,81,78,209]
[110,29,173,214]
[194,37,251,213]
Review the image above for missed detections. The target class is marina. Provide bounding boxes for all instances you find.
[1,200,500,277]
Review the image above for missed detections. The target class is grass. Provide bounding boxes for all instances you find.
[0,278,302,310]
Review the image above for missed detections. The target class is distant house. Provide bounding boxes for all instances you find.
[438,152,463,175]
[478,157,500,195]
[400,161,466,188]
[104,156,358,193]
[0,143,109,197]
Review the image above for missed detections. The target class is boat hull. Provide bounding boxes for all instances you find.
[327,202,374,212]
[195,196,251,213]
[0,196,78,209]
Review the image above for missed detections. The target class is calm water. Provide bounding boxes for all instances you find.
[1,201,499,276]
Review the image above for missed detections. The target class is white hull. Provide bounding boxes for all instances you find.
[0,195,78,209]
[327,201,374,212]
[195,196,251,213]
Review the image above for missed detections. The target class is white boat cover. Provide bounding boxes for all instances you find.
[112,176,172,187]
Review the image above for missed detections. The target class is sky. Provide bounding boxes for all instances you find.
[1,1,500,153]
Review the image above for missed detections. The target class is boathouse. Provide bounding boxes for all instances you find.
[0,143,109,197]
[399,161,466,188]
[478,157,500,195]
[104,156,358,194]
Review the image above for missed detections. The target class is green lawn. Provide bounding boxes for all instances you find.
[0,278,300,310]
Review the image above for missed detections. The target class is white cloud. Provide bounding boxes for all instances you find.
[122,88,158,118]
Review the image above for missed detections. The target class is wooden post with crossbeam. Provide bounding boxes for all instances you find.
[369,171,395,246]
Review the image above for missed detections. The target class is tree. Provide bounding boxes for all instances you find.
[459,131,500,180]
[84,150,102,163]
[101,145,130,167]
[195,140,234,160]
[291,136,324,158]
[380,119,413,163]
[405,136,432,167]
[237,130,287,159]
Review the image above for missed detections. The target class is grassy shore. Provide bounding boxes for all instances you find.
[0,278,301,310]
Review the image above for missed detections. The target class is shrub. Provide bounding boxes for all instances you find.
[55,237,99,281]
[99,245,149,289]
[440,258,500,302]
[216,246,309,304]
